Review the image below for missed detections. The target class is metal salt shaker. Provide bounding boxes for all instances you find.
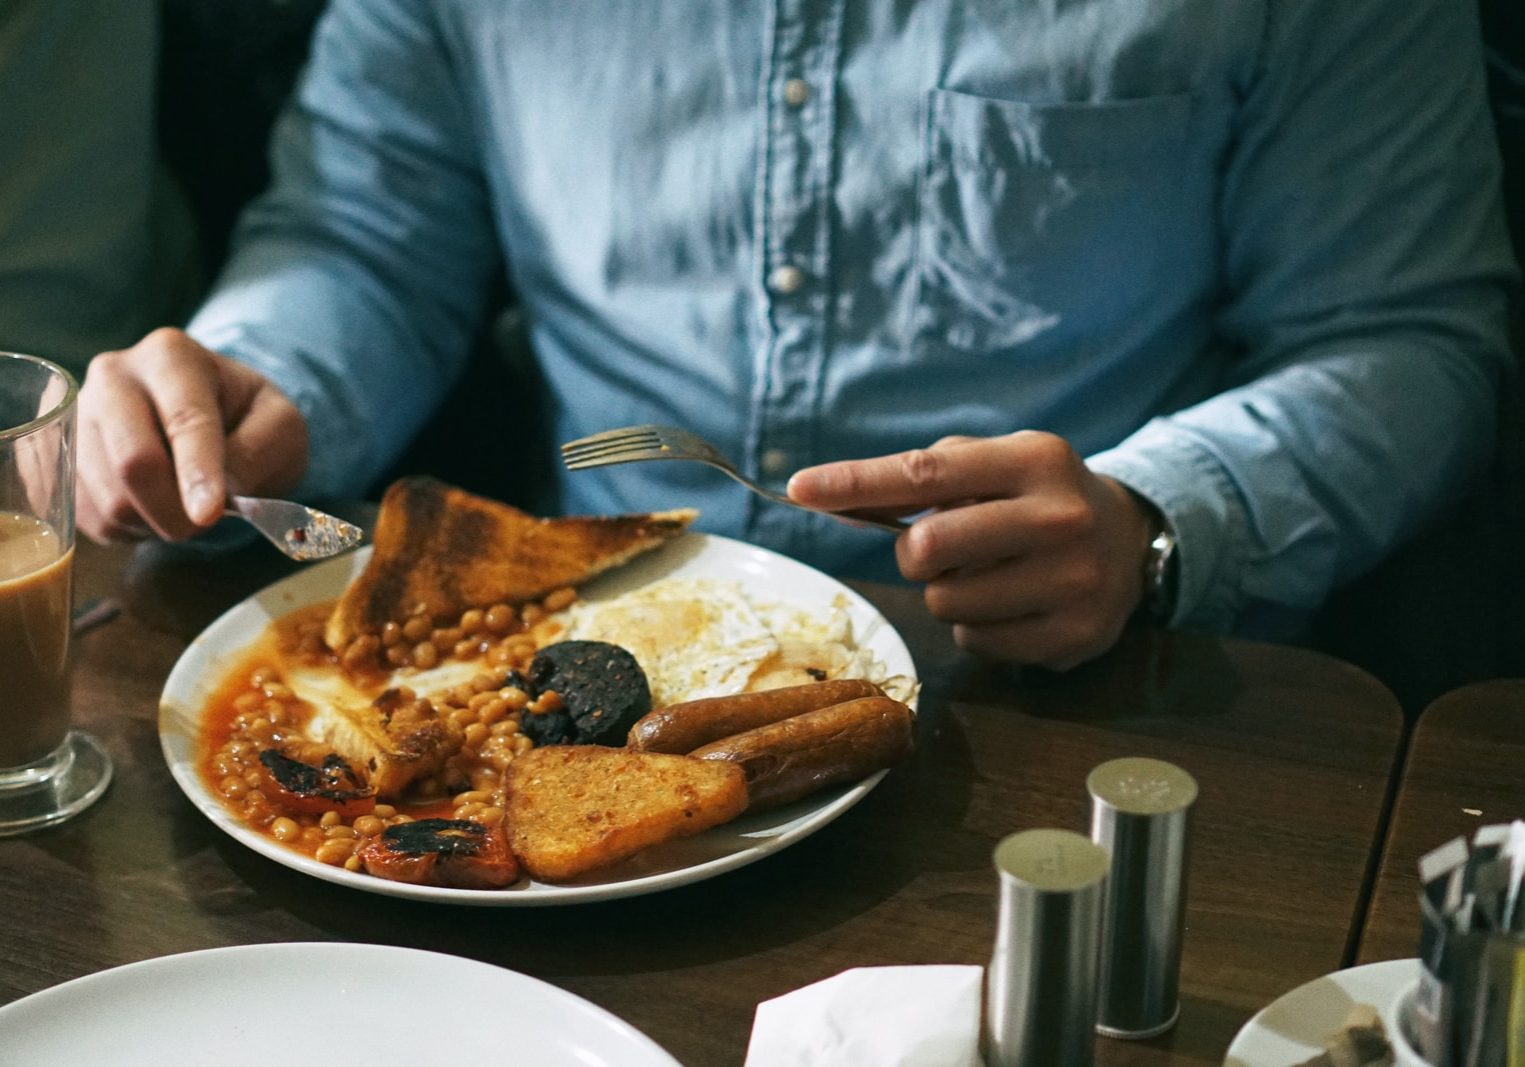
[986,828,1111,1066]
[1088,757,1198,1039]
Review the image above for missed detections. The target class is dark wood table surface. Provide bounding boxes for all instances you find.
[1,537,1407,1066]
[1357,679,1525,965]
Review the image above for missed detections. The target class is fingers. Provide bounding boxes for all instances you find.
[76,329,231,542]
[788,446,973,512]
[921,555,1106,625]
[79,353,197,541]
[224,382,309,497]
[76,485,150,544]
[952,612,1129,673]
[77,404,160,542]
[895,495,1096,582]
[788,431,1079,513]
[916,545,1130,670]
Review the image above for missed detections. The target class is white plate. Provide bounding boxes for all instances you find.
[1224,958,1419,1066]
[0,942,680,1066]
[159,533,917,905]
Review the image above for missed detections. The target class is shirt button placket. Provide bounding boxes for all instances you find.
[768,264,807,295]
[761,448,793,478]
[753,0,841,556]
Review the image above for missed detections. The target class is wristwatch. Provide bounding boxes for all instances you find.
[1140,515,1178,624]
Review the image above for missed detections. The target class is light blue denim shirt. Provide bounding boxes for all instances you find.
[189,0,1517,635]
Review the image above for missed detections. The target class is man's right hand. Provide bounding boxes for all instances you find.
[76,328,309,544]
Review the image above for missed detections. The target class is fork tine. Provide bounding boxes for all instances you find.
[560,430,661,452]
[564,445,683,469]
[559,424,668,449]
[560,432,662,456]
[563,446,677,470]
[560,423,907,532]
[560,437,668,463]
[647,426,721,459]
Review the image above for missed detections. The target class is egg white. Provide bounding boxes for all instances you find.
[561,577,778,707]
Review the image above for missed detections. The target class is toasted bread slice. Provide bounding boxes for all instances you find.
[325,477,696,651]
[503,745,747,881]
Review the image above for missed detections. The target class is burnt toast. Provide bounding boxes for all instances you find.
[324,477,696,651]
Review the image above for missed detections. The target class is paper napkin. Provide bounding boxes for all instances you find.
[743,965,985,1067]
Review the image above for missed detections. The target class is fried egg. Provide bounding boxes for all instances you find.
[559,577,779,707]
[551,576,915,708]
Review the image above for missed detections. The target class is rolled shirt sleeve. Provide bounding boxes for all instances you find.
[187,0,502,501]
[1089,0,1518,634]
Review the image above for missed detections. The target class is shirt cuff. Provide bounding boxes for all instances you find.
[1087,419,1251,632]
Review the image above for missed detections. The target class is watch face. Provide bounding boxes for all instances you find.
[1143,529,1177,622]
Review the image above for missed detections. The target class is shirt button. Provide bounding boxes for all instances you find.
[768,264,807,295]
[760,448,792,477]
[783,78,811,107]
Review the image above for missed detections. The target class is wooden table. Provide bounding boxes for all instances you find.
[1,537,1405,1065]
[1357,679,1525,965]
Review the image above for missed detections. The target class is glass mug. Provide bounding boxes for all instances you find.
[0,353,111,834]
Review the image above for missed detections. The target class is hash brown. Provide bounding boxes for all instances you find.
[504,745,747,882]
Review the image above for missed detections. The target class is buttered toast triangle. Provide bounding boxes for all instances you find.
[324,476,697,651]
[504,745,747,882]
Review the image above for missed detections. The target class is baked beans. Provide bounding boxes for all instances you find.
[332,589,576,676]
[200,589,577,869]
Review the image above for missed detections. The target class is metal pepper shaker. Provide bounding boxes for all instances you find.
[1087,757,1198,1039]
[986,828,1110,1066]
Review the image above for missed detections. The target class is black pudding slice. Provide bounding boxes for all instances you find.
[520,640,651,746]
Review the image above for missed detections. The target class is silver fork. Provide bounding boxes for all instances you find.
[224,495,366,561]
[560,425,908,533]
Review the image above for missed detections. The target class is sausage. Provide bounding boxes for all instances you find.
[627,678,884,754]
[688,695,914,810]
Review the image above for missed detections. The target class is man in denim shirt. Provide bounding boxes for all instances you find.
[77,0,1516,669]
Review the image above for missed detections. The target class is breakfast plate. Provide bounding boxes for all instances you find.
[1223,957,1418,1066]
[160,532,918,905]
[0,942,681,1066]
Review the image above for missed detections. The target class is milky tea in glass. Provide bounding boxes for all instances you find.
[0,353,110,834]
[0,512,71,766]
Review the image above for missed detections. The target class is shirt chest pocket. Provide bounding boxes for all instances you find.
[910,89,1194,358]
